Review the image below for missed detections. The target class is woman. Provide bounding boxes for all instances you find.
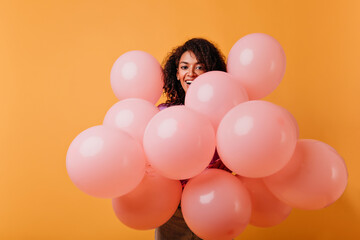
[155,38,228,240]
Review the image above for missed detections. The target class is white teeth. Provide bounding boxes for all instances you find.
[185,80,193,85]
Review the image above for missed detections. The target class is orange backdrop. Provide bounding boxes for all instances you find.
[1,0,359,239]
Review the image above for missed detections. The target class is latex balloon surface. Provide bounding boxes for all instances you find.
[103,98,159,143]
[112,166,182,230]
[66,125,146,198]
[264,139,348,210]
[282,107,299,139]
[143,106,215,180]
[185,71,248,131]
[227,33,286,99]
[110,50,163,104]
[181,169,251,240]
[217,100,297,178]
[239,176,292,227]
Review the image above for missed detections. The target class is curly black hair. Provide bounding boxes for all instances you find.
[162,38,227,106]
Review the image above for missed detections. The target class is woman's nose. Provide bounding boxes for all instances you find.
[188,67,196,77]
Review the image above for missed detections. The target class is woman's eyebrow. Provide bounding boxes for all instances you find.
[180,61,203,64]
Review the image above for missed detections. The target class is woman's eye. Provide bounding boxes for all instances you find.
[180,66,188,70]
[196,65,205,70]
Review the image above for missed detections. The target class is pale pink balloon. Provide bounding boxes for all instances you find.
[185,71,248,131]
[66,125,146,198]
[143,106,215,180]
[238,176,292,227]
[217,100,297,178]
[263,139,348,210]
[283,108,300,139]
[112,166,182,230]
[227,33,286,99]
[181,169,251,240]
[103,98,159,143]
[110,51,163,104]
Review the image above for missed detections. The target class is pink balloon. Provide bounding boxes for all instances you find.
[263,139,348,210]
[185,71,248,131]
[103,98,159,143]
[112,166,182,230]
[110,51,163,104]
[143,106,215,180]
[181,169,251,240]
[227,33,286,99]
[282,108,300,139]
[238,176,292,227]
[217,100,297,178]
[66,125,146,198]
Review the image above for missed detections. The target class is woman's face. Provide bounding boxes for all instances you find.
[176,51,206,92]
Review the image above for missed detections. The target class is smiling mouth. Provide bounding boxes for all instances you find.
[185,80,193,85]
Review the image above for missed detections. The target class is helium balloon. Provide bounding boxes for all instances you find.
[282,108,299,139]
[217,100,297,178]
[185,71,248,131]
[227,33,286,99]
[239,176,292,227]
[264,139,348,210]
[181,169,251,240]
[112,166,182,230]
[66,125,146,198]
[143,106,215,180]
[110,50,163,104]
[103,98,159,143]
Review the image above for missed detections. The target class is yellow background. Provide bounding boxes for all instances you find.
[1,0,359,239]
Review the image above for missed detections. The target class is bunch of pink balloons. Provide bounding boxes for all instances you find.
[66,50,183,229]
[66,33,348,239]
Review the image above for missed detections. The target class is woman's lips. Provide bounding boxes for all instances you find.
[185,80,193,85]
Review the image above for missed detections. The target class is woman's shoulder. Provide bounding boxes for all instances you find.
[157,102,183,111]
[157,103,170,111]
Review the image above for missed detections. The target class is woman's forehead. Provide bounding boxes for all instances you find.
[179,51,200,64]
